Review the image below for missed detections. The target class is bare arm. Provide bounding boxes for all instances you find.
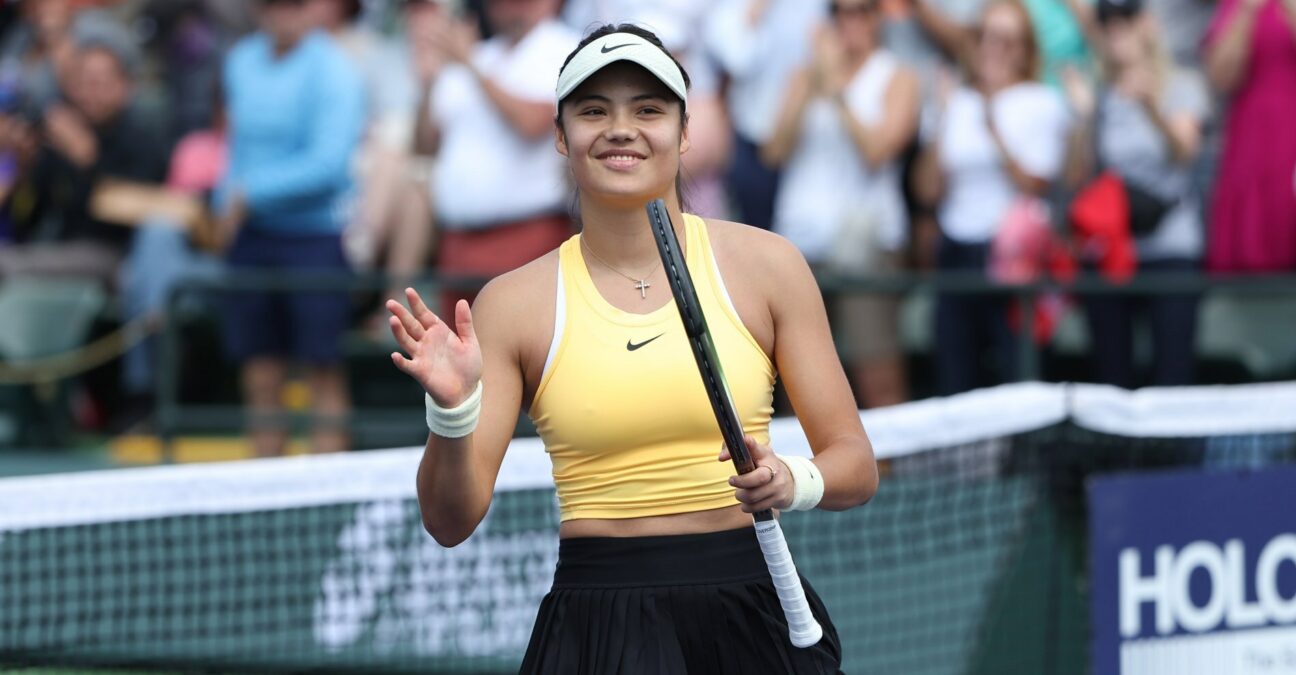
[767,237,878,509]
[913,142,946,208]
[1065,0,1101,52]
[911,0,976,64]
[387,284,522,546]
[1061,68,1097,189]
[835,67,921,170]
[726,232,878,513]
[1205,0,1263,95]
[1142,104,1202,166]
[412,82,440,156]
[430,18,553,141]
[760,69,815,167]
[467,63,558,140]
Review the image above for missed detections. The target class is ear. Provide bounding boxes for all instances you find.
[554,119,568,157]
[679,115,691,156]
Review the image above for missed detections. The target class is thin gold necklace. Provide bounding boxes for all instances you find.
[580,237,662,300]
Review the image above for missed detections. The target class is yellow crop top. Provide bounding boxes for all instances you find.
[528,214,776,521]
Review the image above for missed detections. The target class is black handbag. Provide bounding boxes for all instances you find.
[1092,88,1177,236]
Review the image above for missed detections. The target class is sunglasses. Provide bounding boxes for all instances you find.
[977,26,1026,47]
[829,2,878,18]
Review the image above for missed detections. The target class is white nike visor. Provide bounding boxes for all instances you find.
[555,32,688,111]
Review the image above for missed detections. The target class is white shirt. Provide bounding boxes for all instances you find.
[430,20,579,229]
[933,83,1071,244]
[704,0,824,142]
[774,51,908,260]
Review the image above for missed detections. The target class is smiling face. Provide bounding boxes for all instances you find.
[69,47,132,126]
[1100,14,1149,70]
[831,0,881,55]
[975,1,1036,90]
[555,61,689,210]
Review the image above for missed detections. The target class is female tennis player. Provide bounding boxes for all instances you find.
[387,23,878,674]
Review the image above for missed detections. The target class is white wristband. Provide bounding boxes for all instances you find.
[425,381,482,438]
[777,454,825,511]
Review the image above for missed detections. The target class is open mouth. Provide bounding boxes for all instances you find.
[596,150,647,170]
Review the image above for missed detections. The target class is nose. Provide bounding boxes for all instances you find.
[602,108,639,143]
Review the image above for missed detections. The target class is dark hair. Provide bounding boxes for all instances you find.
[555,24,693,211]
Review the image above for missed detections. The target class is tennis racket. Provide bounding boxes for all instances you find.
[646,199,823,649]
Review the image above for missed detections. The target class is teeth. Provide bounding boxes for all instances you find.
[605,155,639,161]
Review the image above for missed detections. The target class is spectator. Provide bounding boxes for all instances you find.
[1062,0,1209,387]
[104,82,227,424]
[137,0,229,143]
[704,0,823,230]
[0,25,168,287]
[0,0,80,120]
[216,0,367,456]
[763,0,920,407]
[1203,0,1296,273]
[894,0,1091,87]
[411,0,577,317]
[913,0,1071,395]
[314,0,433,334]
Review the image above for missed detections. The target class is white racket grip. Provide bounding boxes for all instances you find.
[754,519,823,648]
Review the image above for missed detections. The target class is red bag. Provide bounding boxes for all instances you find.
[990,197,1075,344]
[1068,171,1137,283]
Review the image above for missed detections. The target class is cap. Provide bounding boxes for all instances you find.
[555,32,688,110]
[1097,0,1144,23]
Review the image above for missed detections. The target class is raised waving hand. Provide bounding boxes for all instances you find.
[387,289,482,408]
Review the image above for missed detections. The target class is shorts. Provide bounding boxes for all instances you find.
[834,249,903,361]
[521,527,844,674]
[221,229,352,364]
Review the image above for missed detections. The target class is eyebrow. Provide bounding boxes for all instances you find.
[569,92,671,106]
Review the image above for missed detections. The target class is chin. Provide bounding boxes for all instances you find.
[588,185,667,209]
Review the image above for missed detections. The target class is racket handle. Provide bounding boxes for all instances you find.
[753,519,823,648]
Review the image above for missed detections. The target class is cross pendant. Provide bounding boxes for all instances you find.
[634,279,651,299]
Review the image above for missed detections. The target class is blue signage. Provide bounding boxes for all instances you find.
[1089,464,1296,675]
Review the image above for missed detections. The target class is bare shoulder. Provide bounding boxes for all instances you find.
[703,217,813,280]
[471,249,560,354]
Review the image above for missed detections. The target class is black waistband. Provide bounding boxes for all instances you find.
[552,527,769,589]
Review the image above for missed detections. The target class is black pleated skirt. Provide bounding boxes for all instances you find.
[520,527,843,675]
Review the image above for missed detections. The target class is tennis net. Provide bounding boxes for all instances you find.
[2,382,1295,673]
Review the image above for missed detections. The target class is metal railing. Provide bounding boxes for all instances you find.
[155,269,1296,451]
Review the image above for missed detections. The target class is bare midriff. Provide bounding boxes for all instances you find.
[558,504,754,539]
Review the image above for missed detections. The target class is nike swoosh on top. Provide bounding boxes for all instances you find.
[600,43,634,54]
[626,334,665,351]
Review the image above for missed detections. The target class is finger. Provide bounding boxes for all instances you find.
[405,287,441,329]
[728,464,775,490]
[388,299,426,342]
[718,445,731,462]
[389,316,419,355]
[390,351,415,375]
[742,494,787,514]
[744,435,776,464]
[735,481,784,512]
[454,299,476,344]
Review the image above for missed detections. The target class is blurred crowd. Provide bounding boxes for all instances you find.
[0,0,1293,453]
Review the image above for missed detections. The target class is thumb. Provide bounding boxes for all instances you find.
[454,299,476,343]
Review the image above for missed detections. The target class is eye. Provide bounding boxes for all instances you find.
[579,107,606,117]
[638,106,664,116]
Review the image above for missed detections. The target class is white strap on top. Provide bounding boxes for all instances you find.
[540,258,566,382]
[708,247,740,317]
